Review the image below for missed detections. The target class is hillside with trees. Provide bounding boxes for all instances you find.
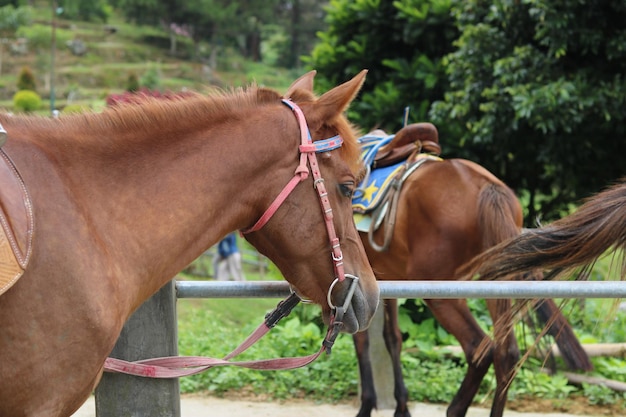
[0,0,326,111]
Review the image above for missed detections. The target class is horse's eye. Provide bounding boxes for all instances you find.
[339,182,354,198]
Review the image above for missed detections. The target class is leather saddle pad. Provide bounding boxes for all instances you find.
[0,149,33,296]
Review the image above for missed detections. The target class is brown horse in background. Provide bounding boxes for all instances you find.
[464,179,626,282]
[0,71,379,417]
[352,125,591,417]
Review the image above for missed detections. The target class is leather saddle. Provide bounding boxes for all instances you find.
[0,149,33,295]
[372,122,441,168]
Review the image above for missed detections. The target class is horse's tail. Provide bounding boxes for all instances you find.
[476,182,520,251]
[469,179,626,283]
[475,182,592,372]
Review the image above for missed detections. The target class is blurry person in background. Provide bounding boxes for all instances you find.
[213,233,246,281]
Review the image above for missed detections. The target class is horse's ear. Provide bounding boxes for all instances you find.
[285,70,317,97]
[312,70,367,121]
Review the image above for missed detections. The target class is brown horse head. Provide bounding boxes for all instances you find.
[244,70,379,333]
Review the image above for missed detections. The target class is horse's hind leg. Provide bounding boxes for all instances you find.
[533,298,593,371]
[425,298,494,417]
[382,299,410,417]
[353,330,377,417]
[486,298,520,417]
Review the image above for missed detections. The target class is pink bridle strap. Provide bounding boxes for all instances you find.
[103,293,345,378]
[241,99,345,283]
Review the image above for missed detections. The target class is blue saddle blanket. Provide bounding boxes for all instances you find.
[352,131,441,217]
[352,161,405,214]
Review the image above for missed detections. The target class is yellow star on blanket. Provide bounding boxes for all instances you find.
[362,181,379,203]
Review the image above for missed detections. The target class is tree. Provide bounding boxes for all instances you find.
[306,0,458,132]
[116,0,326,67]
[307,0,626,222]
[58,0,112,22]
[17,65,35,91]
[429,0,626,222]
[0,4,31,75]
[275,0,328,68]
[118,0,237,60]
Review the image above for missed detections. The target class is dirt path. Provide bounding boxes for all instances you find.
[73,394,603,417]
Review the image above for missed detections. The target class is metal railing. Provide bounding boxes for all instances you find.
[176,279,626,299]
[95,279,626,416]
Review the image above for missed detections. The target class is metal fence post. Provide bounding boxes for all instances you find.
[95,280,180,417]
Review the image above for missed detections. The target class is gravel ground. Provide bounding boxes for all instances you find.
[73,394,602,417]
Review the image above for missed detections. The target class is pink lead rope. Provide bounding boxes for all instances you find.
[103,99,356,378]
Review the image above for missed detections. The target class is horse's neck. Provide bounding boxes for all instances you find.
[11,107,294,306]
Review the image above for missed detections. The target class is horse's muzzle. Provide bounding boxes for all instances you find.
[326,274,379,334]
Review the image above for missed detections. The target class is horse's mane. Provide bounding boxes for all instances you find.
[1,84,363,174]
[0,86,277,142]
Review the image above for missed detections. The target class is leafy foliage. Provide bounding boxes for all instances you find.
[12,89,41,112]
[178,306,361,401]
[307,0,458,133]
[306,0,626,222]
[61,103,90,114]
[117,0,326,66]
[0,4,31,38]
[430,0,626,222]
[16,23,73,51]
[58,0,112,22]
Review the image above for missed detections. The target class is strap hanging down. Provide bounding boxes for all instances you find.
[103,293,344,378]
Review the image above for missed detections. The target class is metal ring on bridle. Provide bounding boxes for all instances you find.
[289,285,314,304]
[327,274,360,311]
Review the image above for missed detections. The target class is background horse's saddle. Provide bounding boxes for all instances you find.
[353,123,443,250]
[0,149,33,295]
[371,122,441,168]
[354,122,442,214]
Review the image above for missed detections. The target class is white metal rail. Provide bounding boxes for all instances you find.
[176,280,626,299]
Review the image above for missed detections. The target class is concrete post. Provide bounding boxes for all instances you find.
[95,280,180,417]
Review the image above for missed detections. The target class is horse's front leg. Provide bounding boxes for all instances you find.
[382,299,411,417]
[353,330,377,417]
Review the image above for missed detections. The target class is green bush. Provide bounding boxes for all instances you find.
[126,72,140,92]
[17,66,36,92]
[62,104,90,114]
[13,90,42,112]
[140,64,162,90]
